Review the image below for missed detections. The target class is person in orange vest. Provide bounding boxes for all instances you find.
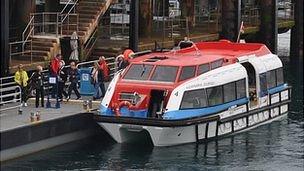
[123,49,135,62]
[14,64,29,107]
[116,49,135,71]
[98,56,109,81]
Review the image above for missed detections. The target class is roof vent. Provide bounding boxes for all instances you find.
[144,56,168,62]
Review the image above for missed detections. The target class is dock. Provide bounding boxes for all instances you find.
[0,98,101,162]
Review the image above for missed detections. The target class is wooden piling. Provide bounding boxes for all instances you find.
[139,0,153,38]
[0,0,9,77]
[259,0,278,54]
[220,0,241,42]
[290,0,303,60]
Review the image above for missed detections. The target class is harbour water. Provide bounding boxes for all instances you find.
[1,31,303,171]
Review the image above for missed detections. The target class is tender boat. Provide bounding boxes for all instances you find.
[94,40,291,146]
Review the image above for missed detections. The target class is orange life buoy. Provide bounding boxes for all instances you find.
[115,101,134,116]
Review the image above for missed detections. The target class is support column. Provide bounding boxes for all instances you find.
[1,0,10,77]
[260,0,278,54]
[129,0,139,52]
[139,0,153,38]
[291,0,303,59]
[220,0,241,42]
[181,0,195,28]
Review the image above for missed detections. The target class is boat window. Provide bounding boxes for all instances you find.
[207,86,223,106]
[124,64,154,80]
[180,89,208,109]
[276,68,284,86]
[259,73,268,97]
[224,82,236,103]
[267,70,276,89]
[150,66,178,82]
[179,66,196,81]
[198,64,210,75]
[236,79,246,99]
[211,59,223,69]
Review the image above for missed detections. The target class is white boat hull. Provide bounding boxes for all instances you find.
[98,103,289,147]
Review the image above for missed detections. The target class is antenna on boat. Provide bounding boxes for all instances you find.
[236,21,245,43]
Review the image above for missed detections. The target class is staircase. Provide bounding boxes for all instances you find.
[63,0,113,43]
[9,0,113,72]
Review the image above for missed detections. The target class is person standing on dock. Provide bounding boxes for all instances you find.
[91,62,105,100]
[31,66,45,108]
[58,61,68,102]
[98,56,109,81]
[14,64,29,107]
[67,62,81,101]
[50,54,62,98]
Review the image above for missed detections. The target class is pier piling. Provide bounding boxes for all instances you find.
[0,0,9,77]
[260,0,278,54]
[221,0,241,42]
[129,0,139,52]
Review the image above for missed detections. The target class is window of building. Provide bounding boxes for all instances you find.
[124,64,154,80]
[150,66,178,82]
[211,59,223,69]
[207,86,223,106]
[224,82,236,103]
[276,68,284,86]
[267,70,276,89]
[236,79,246,99]
[197,64,210,75]
[180,89,208,109]
[179,66,196,81]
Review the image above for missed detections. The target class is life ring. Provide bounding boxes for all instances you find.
[115,101,134,116]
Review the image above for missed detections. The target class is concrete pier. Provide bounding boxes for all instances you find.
[0,101,101,162]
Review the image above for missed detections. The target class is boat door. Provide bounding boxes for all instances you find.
[240,62,258,108]
[238,56,268,109]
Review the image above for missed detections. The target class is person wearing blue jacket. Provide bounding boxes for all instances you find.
[67,62,81,101]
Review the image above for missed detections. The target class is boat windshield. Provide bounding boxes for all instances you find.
[124,64,154,80]
[150,66,178,82]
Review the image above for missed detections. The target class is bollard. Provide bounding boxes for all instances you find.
[88,100,93,111]
[18,107,23,115]
[36,111,41,121]
[30,112,36,122]
[83,100,88,110]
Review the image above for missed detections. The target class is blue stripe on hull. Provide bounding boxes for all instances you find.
[100,105,148,118]
[163,98,248,120]
[268,84,288,95]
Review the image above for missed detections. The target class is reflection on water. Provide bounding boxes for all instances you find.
[2,31,303,171]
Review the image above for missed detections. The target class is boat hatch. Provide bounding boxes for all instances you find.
[144,56,168,62]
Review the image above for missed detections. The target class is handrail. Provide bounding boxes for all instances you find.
[22,16,34,52]
[60,0,76,14]
[61,0,79,24]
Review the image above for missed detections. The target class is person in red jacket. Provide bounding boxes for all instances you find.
[50,54,62,76]
[49,54,62,98]
[98,56,109,81]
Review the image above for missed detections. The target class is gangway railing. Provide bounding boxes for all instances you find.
[0,76,21,113]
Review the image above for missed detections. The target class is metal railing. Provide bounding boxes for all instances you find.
[0,76,21,113]
[9,40,33,66]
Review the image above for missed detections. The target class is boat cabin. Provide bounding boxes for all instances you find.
[100,41,287,120]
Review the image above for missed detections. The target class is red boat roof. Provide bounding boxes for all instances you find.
[131,40,271,66]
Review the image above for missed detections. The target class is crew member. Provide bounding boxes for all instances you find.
[31,65,45,108]
[67,62,81,101]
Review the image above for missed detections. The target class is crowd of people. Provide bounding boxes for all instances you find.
[14,49,134,108]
